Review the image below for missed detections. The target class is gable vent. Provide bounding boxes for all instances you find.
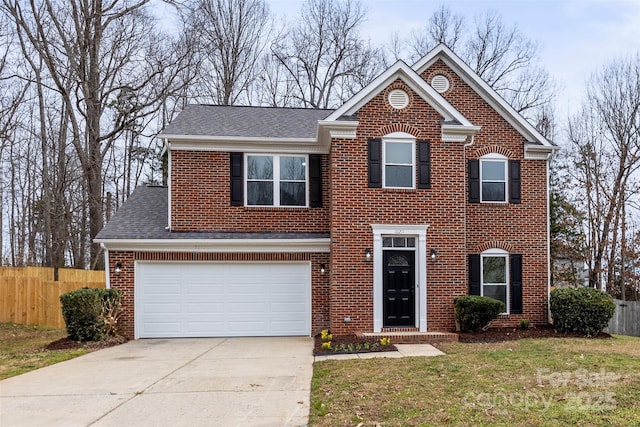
[388,89,409,109]
[431,74,450,93]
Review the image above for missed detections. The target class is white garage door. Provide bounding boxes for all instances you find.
[135,262,310,338]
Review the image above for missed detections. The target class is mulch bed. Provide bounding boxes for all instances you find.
[313,334,397,356]
[45,335,128,351]
[458,324,611,343]
[313,325,611,355]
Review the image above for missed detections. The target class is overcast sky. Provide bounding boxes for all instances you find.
[267,0,640,122]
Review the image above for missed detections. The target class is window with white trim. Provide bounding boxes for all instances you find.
[480,153,508,202]
[246,154,307,206]
[383,133,415,188]
[481,249,509,312]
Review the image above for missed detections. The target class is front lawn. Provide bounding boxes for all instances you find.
[310,335,640,426]
[0,322,87,380]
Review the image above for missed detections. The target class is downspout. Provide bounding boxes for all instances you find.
[165,138,172,231]
[546,152,553,322]
[102,243,110,289]
[463,135,475,295]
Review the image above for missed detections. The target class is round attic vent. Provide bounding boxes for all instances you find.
[388,89,409,109]
[431,74,450,93]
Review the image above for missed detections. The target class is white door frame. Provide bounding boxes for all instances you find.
[371,224,428,332]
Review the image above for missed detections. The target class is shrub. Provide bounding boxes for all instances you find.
[60,287,123,342]
[550,287,615,336]
[454,295,505,333]
[519,319,530,330]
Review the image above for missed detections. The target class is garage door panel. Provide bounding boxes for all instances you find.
[136,262,310,338]
[186,302,224,313]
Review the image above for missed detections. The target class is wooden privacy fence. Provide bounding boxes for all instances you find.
[0,267,105,329]
[606,299,640,337]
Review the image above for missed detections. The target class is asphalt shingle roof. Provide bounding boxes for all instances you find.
[96,186,329,241]
[159,105,334,139]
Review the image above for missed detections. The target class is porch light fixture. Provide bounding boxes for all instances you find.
[430,249,438,261]
[364,248,372,262]
[114,262,122,275]
[320,263,326,274]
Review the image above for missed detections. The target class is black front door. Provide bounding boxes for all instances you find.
[383,250,415,327]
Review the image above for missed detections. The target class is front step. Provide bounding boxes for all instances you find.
[361,329,458,344]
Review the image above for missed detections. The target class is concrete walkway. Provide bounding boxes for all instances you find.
[314,344,445,361]
[0,337,313,427]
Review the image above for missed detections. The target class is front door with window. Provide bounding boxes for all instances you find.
[383,250,415,327]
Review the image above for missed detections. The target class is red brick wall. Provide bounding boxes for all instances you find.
[328,62,549,333]
[424,60,549,326]
[329,79,467,334]
[108,251,330,339]
[170,151,330,233]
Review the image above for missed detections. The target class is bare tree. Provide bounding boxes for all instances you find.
[568,53,640,290]
[3,0,195,268]
[404,7,555,119]
[407,4,464,58]
[271,0,381,109]
[182,0,272,105]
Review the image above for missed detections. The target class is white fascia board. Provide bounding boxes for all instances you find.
[94,238,331,253]
[167,137,328,154]
[317,120,359,147]
[325,61,472,126]
[524,143,558,160]
[413,44,554,147]
[442,123,482,142]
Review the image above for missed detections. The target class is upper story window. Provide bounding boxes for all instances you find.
[383,132,416,189]
[480,153,508,202]
[246,154,307,207]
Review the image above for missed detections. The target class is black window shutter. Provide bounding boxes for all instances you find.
[509,160,521,204]
[510,254,523,314]
[309,154,322,207]
[468,160,480,203]
[469,254,481,295]
[230,152,243,206]
[368,138,382,188]
[418,140,431,189]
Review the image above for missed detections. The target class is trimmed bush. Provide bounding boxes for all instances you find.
[550,287,615,336]
[454,295,505,333]
[60,287,122,342]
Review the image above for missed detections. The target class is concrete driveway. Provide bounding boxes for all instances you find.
[0,337,313,427]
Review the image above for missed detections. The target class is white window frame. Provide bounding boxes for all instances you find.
[481,248,509,314]
[480,153,508,203]
[382,132,416,189]
[245,154,309,207]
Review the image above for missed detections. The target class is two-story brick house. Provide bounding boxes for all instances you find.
[96,44,556,340]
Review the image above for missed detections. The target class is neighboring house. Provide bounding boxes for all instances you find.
[96,44,557,340]
[552,254,589,288]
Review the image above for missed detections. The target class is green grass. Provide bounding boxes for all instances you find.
[310,335,640,426]
[0,322,87,380]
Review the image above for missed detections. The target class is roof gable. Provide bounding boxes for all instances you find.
[325,60,472,127]
[412,44,556,151]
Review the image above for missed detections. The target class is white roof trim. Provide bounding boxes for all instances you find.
[168,140,328,154]
[317,120,359,147]
[325,60,473,127]
[524,143,557,160]
[161,134,316,143]
[96,238,331,253]
[413,44,555,148]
